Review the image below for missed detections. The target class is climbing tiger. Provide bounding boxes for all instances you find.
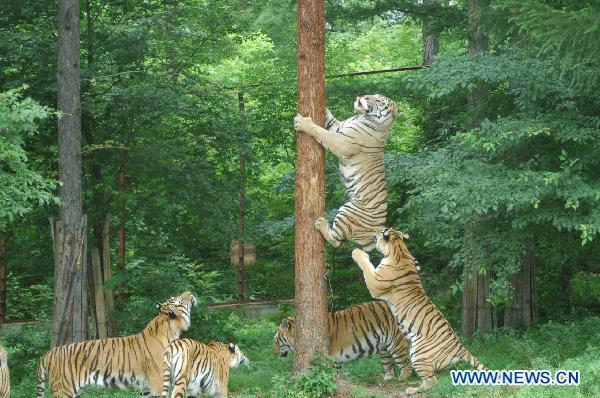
[294,94,400,251]
[0,345,9,398]
[352,228,487,394]
[274,301,411,381]
[161,339,248,398]
[37,291,196,398]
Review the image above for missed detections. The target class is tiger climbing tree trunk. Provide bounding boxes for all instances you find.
[294,0,329,374]
[51,0,89,347]
[460,0,494,339]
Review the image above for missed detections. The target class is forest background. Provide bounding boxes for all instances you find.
[0,0,599,397]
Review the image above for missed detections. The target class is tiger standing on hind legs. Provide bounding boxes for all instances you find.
[352,228,487,395]
[294,94,400,251]
[36,291,196,398]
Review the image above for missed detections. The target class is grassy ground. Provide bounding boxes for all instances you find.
[4,313,600,397]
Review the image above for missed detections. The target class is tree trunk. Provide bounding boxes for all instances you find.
[422,0,439,66]
[52,0,88,346]
[118,148,126,301]
[504,237,537,328]
[0,232,7,324]
[460,0,492,338]
[294,0,329,374]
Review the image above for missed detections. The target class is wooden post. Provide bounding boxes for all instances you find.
[294,0,329,373]
[102,215,115,336]
[238,91,246,303]
[0,233,7,324]
[118,148,126,301]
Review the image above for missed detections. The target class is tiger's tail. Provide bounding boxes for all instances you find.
[464,352,488,371]
[161,348,173,398]
[36,352,49,398]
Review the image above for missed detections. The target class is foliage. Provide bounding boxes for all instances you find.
[0,86,57,222]
[271,356,338,398]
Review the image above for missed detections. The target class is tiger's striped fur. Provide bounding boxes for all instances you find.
[274,301,411,381]
[294,94,400,251]
[37,291,196,398]
[0,345,9,398]
[352,229,487,394]
[161,340,248,398]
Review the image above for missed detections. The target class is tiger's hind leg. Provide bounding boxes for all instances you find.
[407,360,437,395]
[378,348,396,381]
[387,340,411,382]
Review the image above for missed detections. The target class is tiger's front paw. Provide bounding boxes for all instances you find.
[314,217,328,233]
[405,386,419,395]
[352,248,369,265]
[294,113,315,133]
[325,108,335,123]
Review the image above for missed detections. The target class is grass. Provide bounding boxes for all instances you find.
[3,312,600,397]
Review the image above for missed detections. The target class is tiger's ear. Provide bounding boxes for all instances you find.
[156,302,162,314]
[228,343,236,353]
[281,318,291,330]
[391,101,400,117]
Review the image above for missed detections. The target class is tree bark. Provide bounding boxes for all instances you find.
[294,0,329,373]
[460,0,493,338]
[52,0,88,346]
[422,0,439,66]
[504,237,537,328]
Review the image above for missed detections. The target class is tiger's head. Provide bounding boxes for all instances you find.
[274,317,296,358]
[208,341,249,368]
[156,291,197,332]
[374,227,418,271]
[354,94,400,125]
[226,343,249,368]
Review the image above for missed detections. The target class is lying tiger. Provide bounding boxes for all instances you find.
[294,94,400,251]
[274,301,411,381]
[162,339,248,398]
[0,345,9,398]
[37,291,196,398]
[352,229,487,394]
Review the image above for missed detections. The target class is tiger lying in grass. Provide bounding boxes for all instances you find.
[294,94,400,251]
[162,339,248,398]
[352,228,487,394]
[274,301,411,381]
[37,291,196,397]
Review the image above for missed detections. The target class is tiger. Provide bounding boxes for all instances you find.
[0,345,9,398]
[294,94,400,251]
[352,228,487,394]
[37,291,196,398]
[274,301,412,381]
[161,339,248,398]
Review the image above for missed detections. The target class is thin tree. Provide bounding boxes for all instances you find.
[461,0,494,338]
[51,0,88,346]
[422,0,439,66]
[294,0,329,373]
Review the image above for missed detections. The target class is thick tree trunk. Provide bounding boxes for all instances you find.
[294,0,329,373]
[504,237,537,328]
[422,0,439,66]
[460,0,493,338]
[52,0,88,346]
